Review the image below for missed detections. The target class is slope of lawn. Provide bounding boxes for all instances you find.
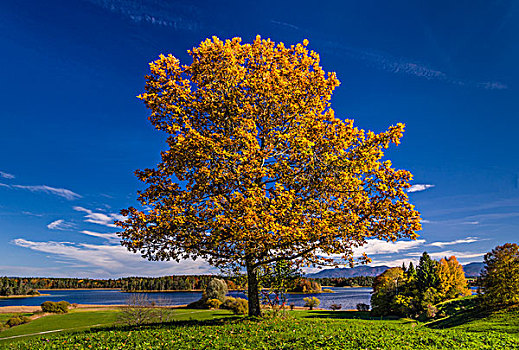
[427,297,519,340]
[0,309,234,343]
[0,310,118,341]
[3,309,519,349]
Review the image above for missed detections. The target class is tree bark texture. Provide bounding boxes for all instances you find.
[246,260,261,317]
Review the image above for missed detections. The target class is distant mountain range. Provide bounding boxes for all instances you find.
[307,262,485,278]
[462,262,485,277]
[307,265,391,278]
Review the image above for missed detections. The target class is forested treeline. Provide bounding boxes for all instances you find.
[0,277,40,296]
[0,276,239,295]
[1,275,335,296]
[311,276,375,287]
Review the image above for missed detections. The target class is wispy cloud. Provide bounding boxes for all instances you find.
[12,238,214,277]
[0,171,15,179]
[369,257,420,268]
[429,236,480,248]
[410,250,485,261]
[86,0,200,30]
[354,239,426,255]
[462,221,480,225]
[74,206,124,228]
[80,230,119,242]
[2,184,82,200]
[320,41,507,90]
[22,211,44,217]
[270,19,300,31]
[478,81,508,90]
[47,219,75,231]
[407,184,435,193]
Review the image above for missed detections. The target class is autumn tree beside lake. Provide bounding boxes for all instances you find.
[117,36,422,316]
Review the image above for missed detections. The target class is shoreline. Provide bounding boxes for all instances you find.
[0,294,50,299]
[0,303,190,314]
[37,288,121,291]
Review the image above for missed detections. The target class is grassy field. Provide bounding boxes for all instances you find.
[426,296,519,340]
[1,306,518,349]
[0,308,234,343]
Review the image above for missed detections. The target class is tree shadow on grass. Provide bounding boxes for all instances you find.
[86,315,244,334]
[426,307,492,330]
[426,297,490,329]
[301,311,401,321]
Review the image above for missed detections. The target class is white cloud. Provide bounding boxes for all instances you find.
[407,184,435,193]
[0,183,11,188]
[271,19,300,30]
[478,81,508,90]
[22,211,44,217]
[12,238,215,277]
[353,239,426,255]
[322,41,507,90]
[86,0,200,30]
[81,230,119,242]
[11,184,81,200]
[73,206,125,228]
[0,171,15,179]
[409,250,485,261]
[47,219,75,231]
[369,257,420,268]
[429,237,480,248]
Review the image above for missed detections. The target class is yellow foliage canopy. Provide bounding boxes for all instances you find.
[117,36,421,272]
[438,256,471,299]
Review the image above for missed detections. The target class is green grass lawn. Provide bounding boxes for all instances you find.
[0,310,118,342]
[1,306,519,349]
[1,308,518,349]
[0,308,234,344]
[426,297,519,340]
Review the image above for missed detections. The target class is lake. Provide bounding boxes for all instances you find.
[0,287,372,310]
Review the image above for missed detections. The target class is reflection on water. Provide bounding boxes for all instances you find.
[0,287,372,310]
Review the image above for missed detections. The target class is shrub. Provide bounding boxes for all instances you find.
[330,303,342,311]
[41,301,70,313]
[356,303,370,311]
[221,297,248,315]
[203,279,228,302]
[425,304,438,319]
[322,288,334,293]
[303,296,320,310]
[206,298,222,309]
[221,297,236,309]
[118,294,161,325]
[5,314,31,328]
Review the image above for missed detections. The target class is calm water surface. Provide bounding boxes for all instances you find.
[0,287,372,310]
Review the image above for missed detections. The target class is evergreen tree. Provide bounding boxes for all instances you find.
[416,252,440,293]
[407,262,416,279]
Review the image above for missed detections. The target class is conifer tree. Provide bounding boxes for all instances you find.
[416,252,440,293]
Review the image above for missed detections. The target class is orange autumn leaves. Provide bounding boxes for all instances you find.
[117,36,421,270]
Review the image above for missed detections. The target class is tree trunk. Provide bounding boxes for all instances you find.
[246,260,261,317]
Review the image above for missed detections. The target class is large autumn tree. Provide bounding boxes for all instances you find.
[117,36,421,316]
[479,243,519,308]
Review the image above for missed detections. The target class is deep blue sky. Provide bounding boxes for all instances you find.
[1,0,518,278]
